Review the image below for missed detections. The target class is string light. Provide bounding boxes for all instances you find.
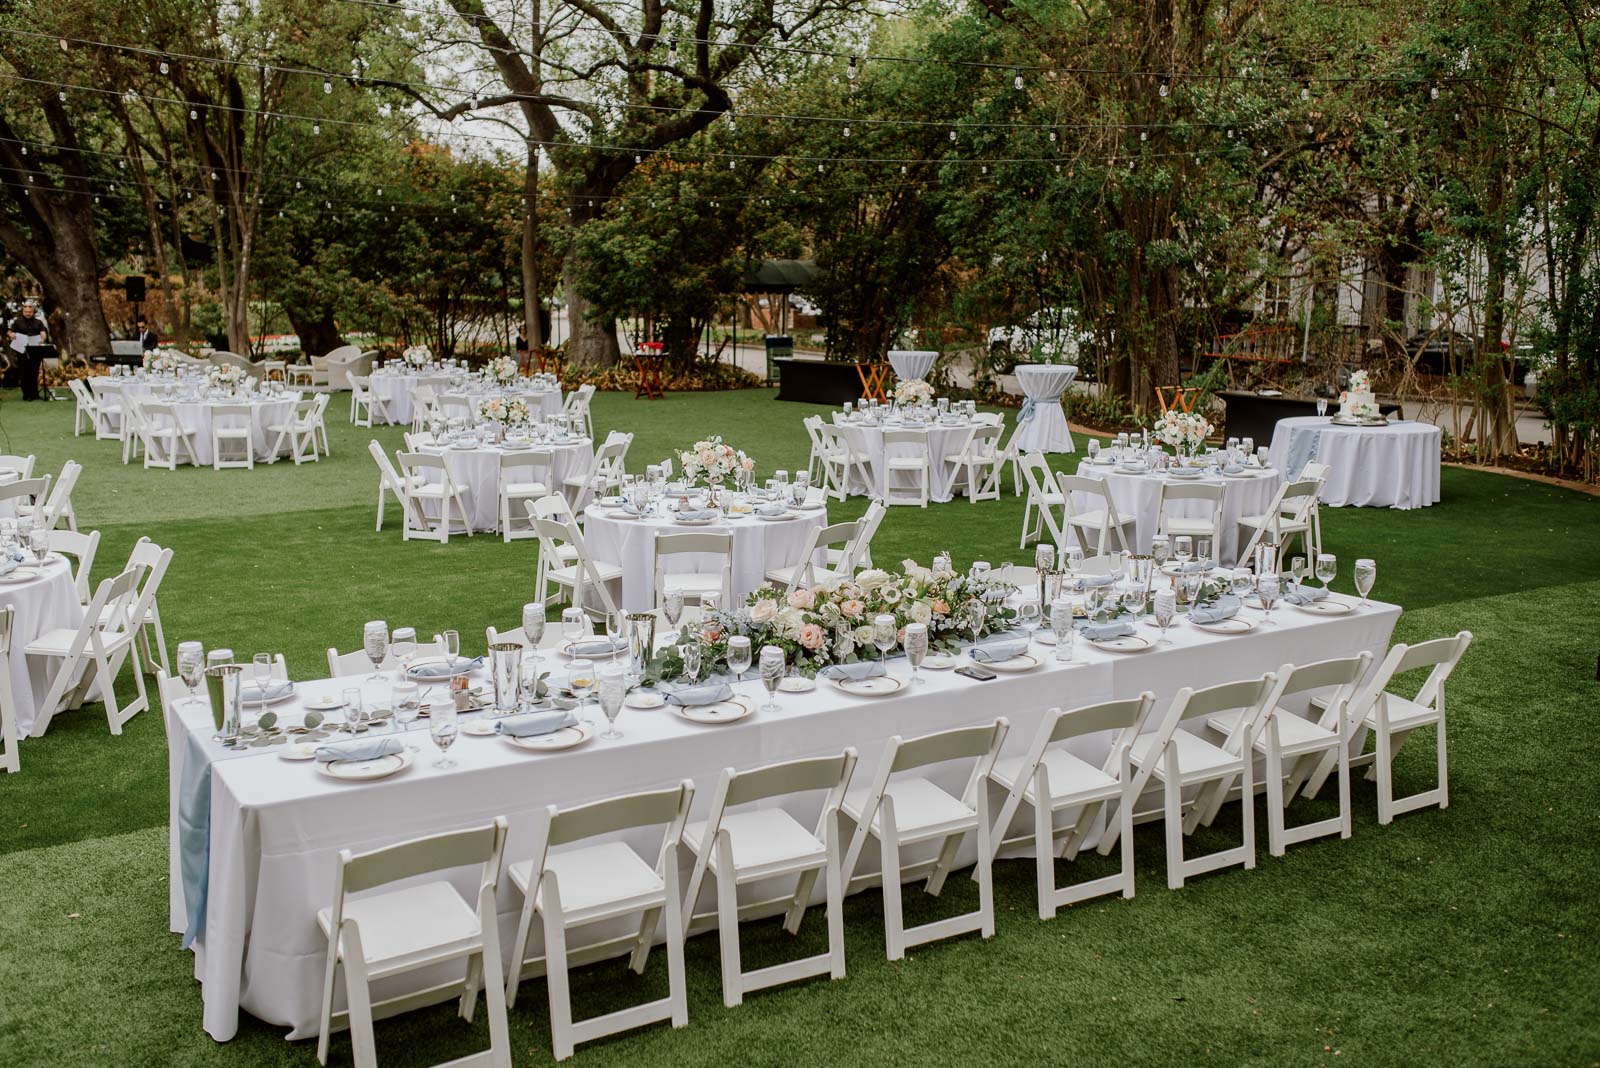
[668,38,678,62]
[1159,81,1169,98]
[159,60,169,75]
[323,78,332,94]
[1300,83,1310,100]
[847,55,858,80]
[842,125,850,137]
[1013,69,1023,91]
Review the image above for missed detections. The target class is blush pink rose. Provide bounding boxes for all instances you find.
[750,598,778,623]
[786,587,815,609]
[796,623,825,650]
[840,599,865,620]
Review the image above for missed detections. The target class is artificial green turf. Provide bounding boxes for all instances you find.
[0,387,1597,1066]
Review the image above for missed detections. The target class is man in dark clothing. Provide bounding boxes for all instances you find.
[7,300,47,400]
[137,318,160,351]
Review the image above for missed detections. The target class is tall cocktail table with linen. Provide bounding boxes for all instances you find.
[1268,416,1442,509]
[172,596,1399,1041]
[1,556,86,736]
[887,350,937,382]
[416,437,594,531]
[1074,458,1284,566]
[831,416,987,501]
[582,502,829,612]
[1011,364,1078,453]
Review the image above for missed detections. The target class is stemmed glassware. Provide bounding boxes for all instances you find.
[1035,544,1055,604]
[966,599,986,651]
[393,682,421,749]
[438,629,459,668]
[726,636,752,699]
[1173,536,1193,569]
[661,590,684,633]
[872,613,897,671]
[1257,573,1281,624]
[759,645,786,709]
[342,687,365,733]
[177,641,205,708]
[1291,556,1307,586]
[903,623,928,684]
[363,621,388,681]
[679,641,702,683]
[1316,553,1338,592]
[522,599,544,664]
[1151,534,1170,572]
[252,654,273,707]
[1316,397,1328,418]
[391,627,416,671]
[596,664,626,739]
[1231,567,1256,603]
[1152,589,1176,646]
[567,658,596,724]
[429,703,458,767]
[1354,559,1376,606]
[1017,599,1041,640]
[561,607,587,650]
[1050,598,1076,661]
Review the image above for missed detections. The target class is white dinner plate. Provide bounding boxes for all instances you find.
[503,721,594,751]
[1189,615,1256,635]
[1223,469,1256,478]
[0,567,41,583]
[1294,598,1354,616]
[279,742,320,761]
[799,502,827,511]
[834,675,904,697]
[304,695,344,712]
[981,652,1041,673]
[1166,469,1204,480]
[460,718,499,736]
[317,750,413,782]
[404,657,475,681]
[606,510,642,521]
[625,690,666,709]
[1089,634,1153,653]
[1033,629,1057,645]
[778,676,817,693]
[922,653,957,670]
[671,698,752,724]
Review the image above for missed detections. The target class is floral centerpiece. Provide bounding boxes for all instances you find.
[207,364,246,393]
[402,344,432,369]
[1155,410,1213,458]
[678,436,754,487]
[505,397,531,425]
[142,350,179,375]
[485,355,519,387]
[1027,338,1068,365]
[893,378,933,408]
[644,559,1019,680]
[478,396,509,423]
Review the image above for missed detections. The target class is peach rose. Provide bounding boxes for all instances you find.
[932,599,950,615]
[741,456,755,471]
[796,623,825,650]
[700,624,722,643]
[750,598,778,624]
[787,587,815,609]
[840,598,865,620]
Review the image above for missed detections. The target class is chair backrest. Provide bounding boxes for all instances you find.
[323,344,361,362]
[500,449,554,480]
[852,499,887,560]
[41,460,82,528]
[70,379,95,405]
[1349,631,1472,726]
[0,454,34,479]
[653,530,733,559]
[802,415,826,451]
[530,492,576,524]
[532,516,619,616]
[881,428,926,450]
[1279,478,1321,518]
[85,566,144,644]
[1132,675,1275,797]
[1158,480,1224,505]
[699,752,857,866]
[1018,452,1056,499]
[48,528,99,602]
[0,476,49,508]
[141,401,180,429]
[537,782,694,885]
[781,520,861,590]
[368,439,408,492]
[397,450,459,488]
[967,425,1002,456]
[887,719,1010,775]
[209,402,253,429]
[120,537,173,628]
[336,818,507,905]
[1056,474,1124,538]
[350,374,373,393]
[1300,461,1329,482]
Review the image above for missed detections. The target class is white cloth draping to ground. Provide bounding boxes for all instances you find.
[1,556,86,736]
[1073,460,1285,566]
[413,439,594,532]
[1268,417,1442,509]
[1011,364,1078,453]
[830,417,987,502]
[168,397,299,465]
[369,371,562,427]
[582,504,828,611]
[887,350,937,382]
[170,597,1399,1041]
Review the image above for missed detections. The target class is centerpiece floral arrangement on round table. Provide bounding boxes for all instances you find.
[477,396,531,426]
[207,364,247,393]
[142,350,180,375]
[678,436,755,487]
[402,344,432,369]
[1155,410,1214,458]
[893,378,933,408]
[644,558,1018,681]
[485,354,520,387]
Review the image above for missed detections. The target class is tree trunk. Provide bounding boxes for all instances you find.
[522,145,543,352]
[563,206,622,368]
[286,306,343,357]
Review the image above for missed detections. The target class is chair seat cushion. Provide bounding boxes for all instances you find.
[549,561,623,584]
[991,748,1118,805]
[1209,708,1338,754]
[1131,729,1240,783]
[1311,693,1439,732]
[511,841,664,921]
[316,880,480,967]
[662,573,725,596]
[1239,513,1310,532]
[844,776,976,841]
[1160,516,1217,537]
[1066,510,1133,530]
[502,481,549,496]
[684,808,825,879]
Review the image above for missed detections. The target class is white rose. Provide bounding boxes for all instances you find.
[750,598,778,624]
[856,569,890,593]
[908,600,933,625]
[853,624,877,646]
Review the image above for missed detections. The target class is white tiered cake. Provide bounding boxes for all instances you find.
[1338,369,1379,421]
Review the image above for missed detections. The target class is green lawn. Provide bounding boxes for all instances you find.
[1,387,1597,1067]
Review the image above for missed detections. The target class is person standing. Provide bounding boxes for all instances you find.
[7,300,47,401]
[137,317,160,351]
[514,322,530,374]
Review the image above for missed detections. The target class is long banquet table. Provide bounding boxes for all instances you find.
[172,595,1399,1041]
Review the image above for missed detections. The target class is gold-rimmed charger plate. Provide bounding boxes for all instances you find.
[1089,634,1153,653]
[834,675,904,697]
[980,652,1041,673]
[1293,598,1354,616]
[503,721,594,751]
[670,698,752,724]
[317,750,413,781]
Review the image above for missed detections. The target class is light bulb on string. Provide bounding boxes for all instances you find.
[1159,81,1169,98]
[313,123,320,135]
[1430,85,1439,100]
[58,89,66,102]
[295,180,302,189]
[1140,131,1147,142]
[210,171,217,180]
[817,163,824,172]
[1300,83,1310,101]
[949,128,958,142]
[324,79,332,94]
[728,160,735,169]
[379,102,391,117]
[159,60,169,75]
[189,109,197,120]
[1546,81,1556,99]
[900,164,907,174]
[847,56,858,80]
[668,38,678,62]
[1049,129,1057,142]
[981,164,988,174]
[1013,69,1024,91]
[843,125,850,137]
[18,146,24,156]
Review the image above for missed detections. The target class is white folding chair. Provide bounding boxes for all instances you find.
[68,379,101,436]
[120,397,145,464]
[801,416,828,485]
[1017,452,1066,549]
[764,520,861,593]
[315,818,512,1068]
[985,695,1154,918]
[326,636,447,677]
[260,359,286,382]
[841,719,1009,960]
[438,392,474,423]
[140,402,198,469]
[1112,674,1276,889]
[0,606,17,773]
[505,782,693,1061]
[563,433,632,510]
[0,477,50,518]
[942,425,1003,504]
[1156,481,1225,560]
[397,451,474,542]
[24,566,148,735]
[1198,654,1372,855]
[268,396,322,464]
[0,453,34,479]
[48,528,99,604]
[562,383,596,440]
[835,498,885,569]
[1304,631,1472,826]
[106,536,174,675]
[367,440,427,533]
[531,515,621,619]
[1056,473,1137,555]
[682,750,857,1007]
[349,375,388,427]
[1237,477,1321,569]
[652,531,733,610]
[818,423,872,502]
[880,429,930,507]
[498,449,552,542]
[20,460,81,532]
[210,402,256,470]
[410,384,441,434]
[307,393,332,456]
[528,495,582,605]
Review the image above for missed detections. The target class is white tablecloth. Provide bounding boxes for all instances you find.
[173,597,1399,1041]
[1074,460,1285,566]
[831,418,985,502]
[417,439,594,532]
[370,373,563,427]
[168,397,300,466]
[1011,364,1078,454]
[887,350,937,382]
[2,556,85,736]
[582,505,828,612]
[1268,417,1442,509]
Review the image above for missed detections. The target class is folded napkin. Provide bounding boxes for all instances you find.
[1074,572,1116,587]
[663,680,735,706]
[969,631,1030,663]
[1188,595,1241,624]
[410,655,484,678]
[566,637,626,658]
[1281,581,1328,605]
[675,508,718,521]
[0,556,18,577]
[496,709,578,737]
[1076,619,1135,640]
[819,662,887,682]
[240,680,293,703]
[1168,560,1209,574]
[1223,463,1245,475]
[614,502,645,516]
[756,502,787,517]
[315,736,404,763]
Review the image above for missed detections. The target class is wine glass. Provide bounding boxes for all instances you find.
[177,642,205,708]
[1316,397,1328,418]
[1354,558,1376,606]
[1066,546,1084,573]
[1153,589,1176,646]
[363,621,388,681]
[1017,598,1041,638]
[341,687,364,733]
[966,599,986,650]
[1087,439,1100,463]
[1257,573,1281,624]
[442,629,460,668]
[1231,567,1256,602]
[393,681,421,749]
[604,609,625,653]
[596,663,626,739]
[872,612,897,666]
[1291,556,1307,586]
[663,590,684,631]
[759,645,786,710]
[679,641,702,683]
[1050,597,1076,661]
[1316,553,1337,591]
[429,702,458,768]
[561,607,587,650]
[391,627,417,670]
[726,636,752,696]
[567,658,596,725]
[903,623,928,685]
[1173,536,1193,568]
[252,653,273,708]
[1151,534,1170,572]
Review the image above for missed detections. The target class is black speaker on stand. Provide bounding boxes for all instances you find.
[125,275,146,329]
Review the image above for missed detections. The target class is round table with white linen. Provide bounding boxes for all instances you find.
[367,371,452,425]
[1073,458,1285,566]
[1268,416,1442,509]
[887,349,938,382]
[831,416,991,502]
[583,503,829,612]
[416,437,594,532]
[161,395,300,466]
[1011,363,1078,453]
[370,371,563,427]
[1,555,86,737]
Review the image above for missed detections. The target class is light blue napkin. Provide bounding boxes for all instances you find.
[496,709,577,737]
[756,502,787,517]
[240,680,293,703]
[567,638,626,658]
[1223,463,1245,475]
[0,557,17,578]
[1168,561,1209,574]
[1076,619,1135,640]
[969,631,1029,662]
[1281,581,1328,605]
[819,662,887,682]
[315,736,404,763]
[675,508,718,521]
[1188,595,1241,624]
[410,656,483,678]
[1074,572,1116,587]
[664,680,735,706]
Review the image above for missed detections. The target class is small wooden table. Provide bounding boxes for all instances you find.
[634,343,665,400]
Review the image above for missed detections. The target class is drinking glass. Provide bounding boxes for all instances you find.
[1017,599,1041,637]
[605,610,625,652]
[251,654,272,711]
[759,646,786,709]
[903,623,928,685]
[568,658,596,724]
[1354,559,1376,606]
[519,651,542,709]
[679,641,702,682]
[1195,539,1212,569]
[1291,556,1307,585]
[1151,534,1170,571]
[363,621,388,680]
[596,664,626,739]
[1316,553,1337,591]
[1173,536,1193,567]
[1257,574,1281,624]
[393,681,420,748]
[1066,546,1084,573]
[1231,567,1255,602]
[1034,544,1055,600]
[442,628,460,667]
[727,636,752,694]
[1086,439,1100,462]
[429,703,458,768]
[1153,590,1176,646]
[391,626,416,670]
[967,599,986,649]
[561,607,587,647]
[177,641,205,708]
[1050,598,1076,661]
[970,560,991,583]
[1316,398,1328,418]
[341,687,364,733]
[872,613,897,666]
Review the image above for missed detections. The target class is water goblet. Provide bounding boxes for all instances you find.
[679,641,702,683]
[1291,556,1307,585]
[561,607,587,648]
[429,702,458,768]
[1257,573,1281,624]
[177,642,205,708]
[1354,559,1376,606]
[596,664,626,739]
[393,681,421,748]
[1173,536,1193,568]
[1151,534,1171,571]
[605,610,625,653]
[903,623,928,685]
[442,629,460,668]
[341,687,364,733]
[1316,553,1337,591]
[1066,546,1084,574]
[391,627,416,671]
[251,653,273,707]
[663,591,684,631]
[567,658,596,724]
[362,621,388,680]
[1153,590,1176,646]
[1017,598,1041,638]
[872,613,897,667]
[967,599,986,650]
[759,646,786,709]
[727,636,752,696]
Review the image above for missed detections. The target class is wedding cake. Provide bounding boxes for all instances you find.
[1338,369,1379,420]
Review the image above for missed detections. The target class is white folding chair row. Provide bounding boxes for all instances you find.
[70,379,115,438]
[653,531,733,610]
[562,382,596,440]
[564,431,632,510]
[211,402,257,470]
[140,401,199,469]
[24,564,152,736]
[527,495,582,606]
[48,529,99,604]
[93,535,174,675]
[943,425,1004,503]
[410,383,442,433]
[817,422,872,502]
